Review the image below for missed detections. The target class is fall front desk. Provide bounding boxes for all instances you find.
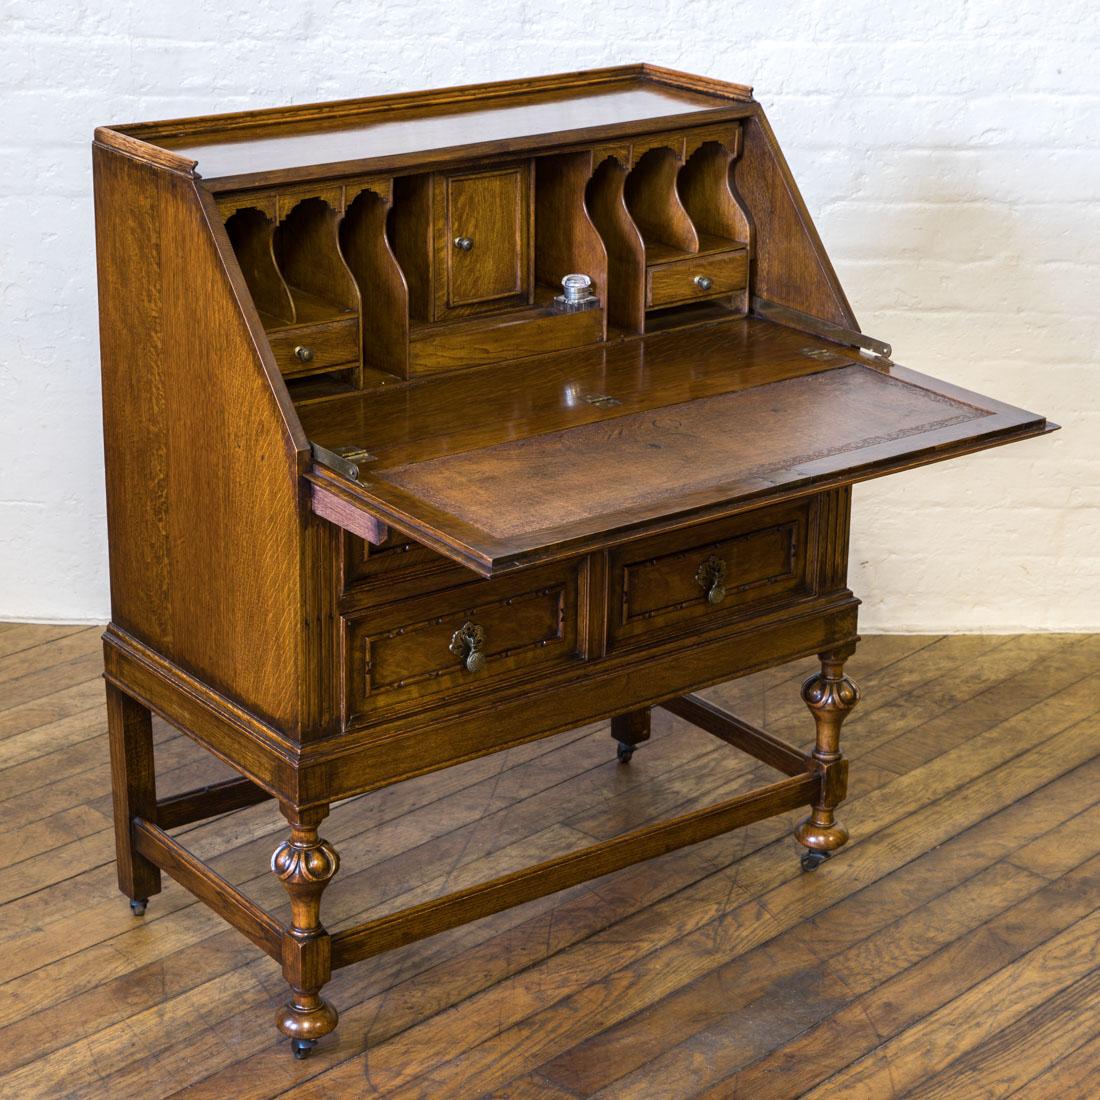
[93,66,1053,1057]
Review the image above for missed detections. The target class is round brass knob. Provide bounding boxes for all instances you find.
[693,275,713,291]
[454,236,474,251]
[294,345,314,363]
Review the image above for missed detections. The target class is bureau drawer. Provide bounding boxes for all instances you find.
[608,501,813,652]
[645,248,748,309]
[268,316,358,376]
[342,531,473,607]
[344,560,581,722]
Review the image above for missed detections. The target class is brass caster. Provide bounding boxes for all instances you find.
[291,1037,316,1060]
[800,850,830,873]
[130,898,148,916]
[616,741,634,764]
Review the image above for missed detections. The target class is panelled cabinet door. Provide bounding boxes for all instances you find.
[436,164,531,316]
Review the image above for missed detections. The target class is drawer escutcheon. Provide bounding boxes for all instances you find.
[695,555,728,605]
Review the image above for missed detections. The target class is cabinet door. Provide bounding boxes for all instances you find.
[437,164,531,316]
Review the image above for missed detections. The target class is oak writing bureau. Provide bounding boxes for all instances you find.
[93,66,1054,1058]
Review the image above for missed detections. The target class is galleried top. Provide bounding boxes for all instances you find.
[99,65,754,186]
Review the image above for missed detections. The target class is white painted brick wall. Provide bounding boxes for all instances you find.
[1,0,1097,630]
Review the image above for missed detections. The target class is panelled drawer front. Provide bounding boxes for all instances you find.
[343,532,472,605]
[345,560,580,721]
[608,501,813,652]
[646,248,748,309]
[268,316,358,376]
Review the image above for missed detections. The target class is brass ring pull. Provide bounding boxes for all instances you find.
[454,236,474,251]
[449,621,486,673]
[695,555,727,605]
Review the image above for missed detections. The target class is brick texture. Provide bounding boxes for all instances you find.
[1,2,1096,629]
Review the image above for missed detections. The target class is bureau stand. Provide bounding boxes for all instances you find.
[108,664,854,1058]
[95,65,1053,1057]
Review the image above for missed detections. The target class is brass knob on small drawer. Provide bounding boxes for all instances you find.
[454,236,474,251]
[294,345,314,363]
[695,555,728,605]
[449,621,486,673]
[693,275,713,291]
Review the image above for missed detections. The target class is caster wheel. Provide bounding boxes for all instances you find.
[800,850,830,873]
[130,898,148,916]
[291,1038,316,1060]
[616,741,634,764]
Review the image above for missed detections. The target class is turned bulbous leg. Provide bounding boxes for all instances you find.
[796,650,859,866]
[271,805,340,1056]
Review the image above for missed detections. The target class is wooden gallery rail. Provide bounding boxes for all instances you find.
[95,66,1051,1057]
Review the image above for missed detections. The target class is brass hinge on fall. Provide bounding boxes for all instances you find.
[309,443,377,483]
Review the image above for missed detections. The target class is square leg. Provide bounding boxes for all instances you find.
[106,681,162,912]
[611,708,652,763]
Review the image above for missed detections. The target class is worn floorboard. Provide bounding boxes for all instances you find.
[1,628,1095,1098]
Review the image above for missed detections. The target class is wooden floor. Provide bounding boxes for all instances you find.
[2,625,1098,1099]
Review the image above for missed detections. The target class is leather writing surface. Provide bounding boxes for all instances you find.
[380,366,988,540]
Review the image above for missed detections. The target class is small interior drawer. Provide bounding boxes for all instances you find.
[343,560,581,723]
[607,500,813,652]
[267,316,358,376]
[646,248,748,309]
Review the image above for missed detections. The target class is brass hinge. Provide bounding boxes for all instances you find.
[582,393,621,409]
[309,442,377,482]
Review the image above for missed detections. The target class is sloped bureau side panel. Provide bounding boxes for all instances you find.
[94,146,307,731]
[737,109,858,328]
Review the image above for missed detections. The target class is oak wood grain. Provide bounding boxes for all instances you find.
[94,144,312,733]
[625,146,699,252]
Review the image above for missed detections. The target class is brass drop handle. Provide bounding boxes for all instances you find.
[693,275,713,291]
[695,555,727,605]
[294,345,314,363]
[454,236,474,251]
[449,621,486,673]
